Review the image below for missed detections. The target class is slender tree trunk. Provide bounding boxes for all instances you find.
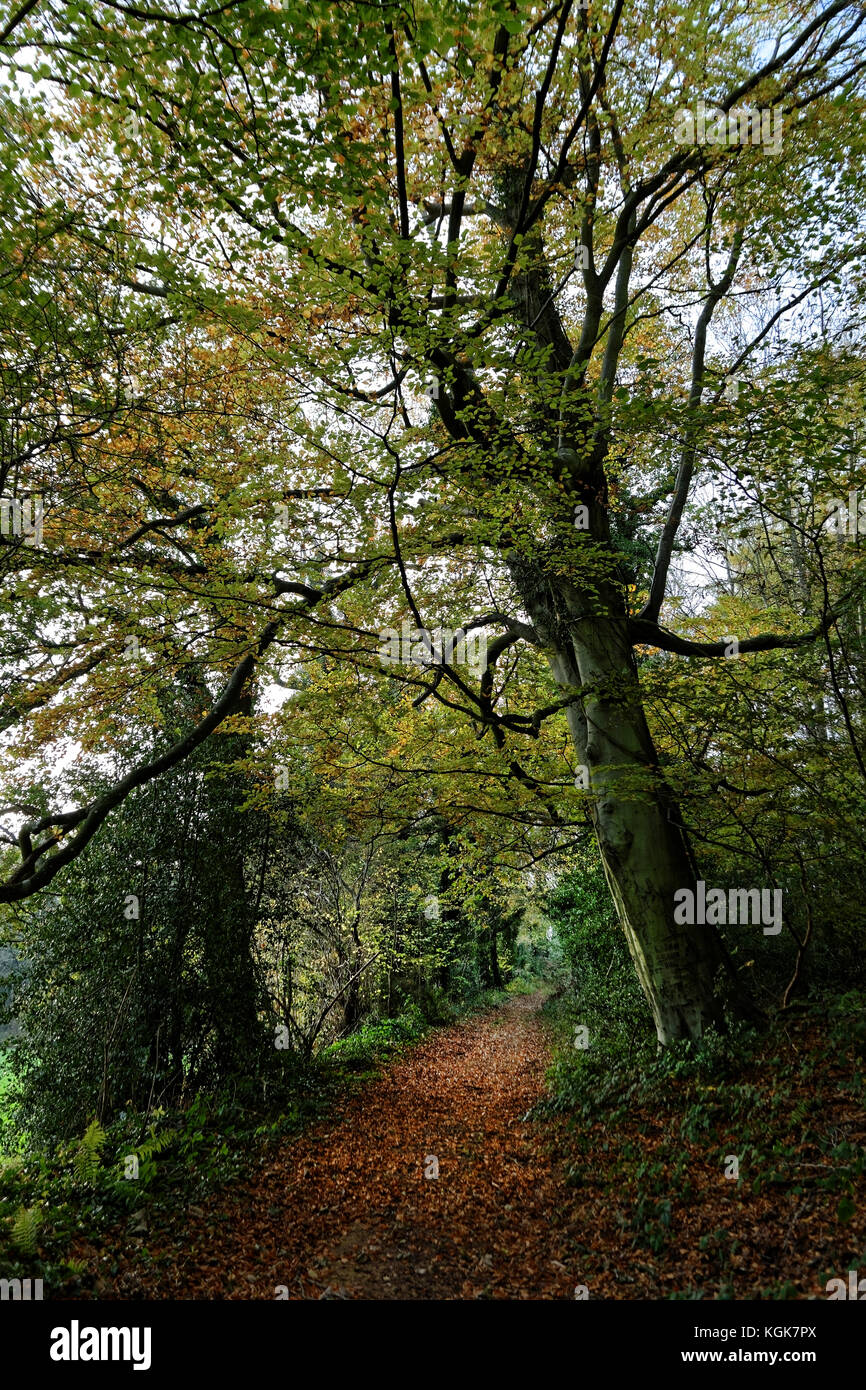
[433,817,463,992]
[489,927,503,990]
[341,970,361,1033]
[476,926,493,989]
[341,908,364,1033]
[199,705,262,1077]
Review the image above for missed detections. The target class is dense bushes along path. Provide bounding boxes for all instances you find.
[78,993,579,1300]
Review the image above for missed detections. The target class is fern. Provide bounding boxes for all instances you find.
[73,1118,106,1186]
[133,1125,177,1171]
[11,1204,42,1254]
[115,1125,177,1189]
[141,1127,176,1159]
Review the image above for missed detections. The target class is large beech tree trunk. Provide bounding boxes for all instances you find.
[485,160,764,1046]
[513,564,750,1045]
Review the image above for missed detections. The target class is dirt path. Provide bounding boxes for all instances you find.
[85,992,582,1300]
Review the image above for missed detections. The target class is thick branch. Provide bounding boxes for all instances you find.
[629,612,839,659]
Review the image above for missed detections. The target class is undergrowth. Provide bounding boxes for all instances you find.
[539,988,866,1298]
[0,982,529,1296]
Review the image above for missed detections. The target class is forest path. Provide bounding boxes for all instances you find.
[92,990,581,1299]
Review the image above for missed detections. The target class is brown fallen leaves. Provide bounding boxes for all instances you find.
[74,992,580,1299]
[67,994,866,1300]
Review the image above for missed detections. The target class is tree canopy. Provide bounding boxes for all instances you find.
[1,0,865,1040]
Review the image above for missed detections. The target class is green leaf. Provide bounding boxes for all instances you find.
[11,1205,43,1255]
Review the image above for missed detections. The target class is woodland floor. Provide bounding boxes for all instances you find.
[71,992,580,1299]
[65,990,866,1300]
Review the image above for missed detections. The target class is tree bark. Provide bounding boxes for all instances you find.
[512,561,753,1045]
[488,926,503,990]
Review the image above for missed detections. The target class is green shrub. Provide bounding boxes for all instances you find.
[323,1006,427,1069]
